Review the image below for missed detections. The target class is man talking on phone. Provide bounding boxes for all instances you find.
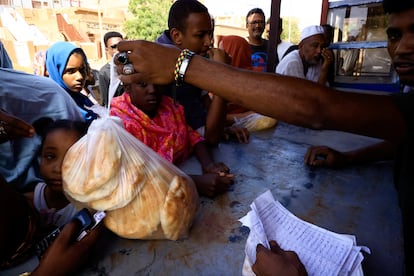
[276,25,334,86]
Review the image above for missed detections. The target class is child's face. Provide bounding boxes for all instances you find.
[62,53,87,93]
[173,12,213,56]
[40,129,81,193]
[128,83,164,117]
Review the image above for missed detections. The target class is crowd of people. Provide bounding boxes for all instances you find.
[1,0,412,274]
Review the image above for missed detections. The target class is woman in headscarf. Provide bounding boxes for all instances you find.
[46,42,97,122]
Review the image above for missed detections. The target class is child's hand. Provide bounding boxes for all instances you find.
[224,125,250,144]
[202,162,230,175]
[193,173,234,198]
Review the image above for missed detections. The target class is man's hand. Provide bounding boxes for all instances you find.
[304,145,348,168]
[252,241,307,276]
[116,40,180,85]
[32,219,104,276]
[321,48,334,70]
[0,109,34,144]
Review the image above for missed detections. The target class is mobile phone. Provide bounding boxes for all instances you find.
[34,209,106,257]
[73,208,95,233]
[35,227,61,258]
[76,210,106,241]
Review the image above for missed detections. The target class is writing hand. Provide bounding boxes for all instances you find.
[252,240,307,276]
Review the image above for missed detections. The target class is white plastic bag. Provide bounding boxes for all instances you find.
[234,113,277,132]
[62,114,199,240]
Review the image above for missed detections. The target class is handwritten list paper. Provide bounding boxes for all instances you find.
[239,190,370,276]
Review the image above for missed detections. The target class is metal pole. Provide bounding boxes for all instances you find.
[98,0,106,61]
[267,0,281,73]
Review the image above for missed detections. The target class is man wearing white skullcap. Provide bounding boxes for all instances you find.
[275,25,334,86]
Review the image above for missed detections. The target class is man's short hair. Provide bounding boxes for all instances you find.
[168,0,209,32]
[103,31,123,47]
[246,8,265,24]
[383,0,414,13]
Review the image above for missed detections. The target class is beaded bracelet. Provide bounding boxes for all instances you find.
[174,49,195,87]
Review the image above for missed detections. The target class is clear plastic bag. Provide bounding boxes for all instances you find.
[233,113,277,132]
[62,113,199,240]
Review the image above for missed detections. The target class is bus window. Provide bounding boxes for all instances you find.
[326,1,399,93]
[327,2,388,43]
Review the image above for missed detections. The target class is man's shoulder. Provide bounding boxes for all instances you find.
[276,50,302,74]
[99,63,110,72]
[278,41,293,48]
[155,30,174,45]
[280,50,300,63]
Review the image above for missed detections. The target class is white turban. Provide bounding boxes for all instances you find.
[300,25,325,42]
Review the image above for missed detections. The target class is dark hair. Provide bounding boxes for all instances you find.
[383,0,414,13]
[103,31,123,47]
[266,18,283,31]
[322,24,334,44]
[246,8,265,24]
[168,0,209,32]
[40,119,88,149]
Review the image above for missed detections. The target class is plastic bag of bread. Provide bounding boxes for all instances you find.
[234,113,277,132]
[62,115,199,240]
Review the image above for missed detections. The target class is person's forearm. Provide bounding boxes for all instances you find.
[183,55,406,142]
[117,41,407,142]
[344,140,397,165]
[317,68,329,86]
[204,95,227,146]
[193,141,214,168]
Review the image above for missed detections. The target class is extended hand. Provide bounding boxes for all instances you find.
[32,219,104,276]
[0,109,34,144]
[116,40,180,85]
[224,125,250,144]
[252,240,307,276]
[192,173,234,198]
[304,145,348,168]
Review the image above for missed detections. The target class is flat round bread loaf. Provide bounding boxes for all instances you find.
[84,131,121,192]
[88,163,145,211]
[160,175,199,240]
[104,177,169,239]
[63,131,121,202]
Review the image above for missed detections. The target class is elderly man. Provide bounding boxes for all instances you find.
[276,25,333,86]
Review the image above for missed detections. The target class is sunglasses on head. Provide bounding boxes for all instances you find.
[110,44,118,49]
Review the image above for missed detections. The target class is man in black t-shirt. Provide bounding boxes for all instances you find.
[246,8,269,72]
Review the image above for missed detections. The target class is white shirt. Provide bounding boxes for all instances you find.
[275,50,323,83]
[34,182,78,228]
[277,41,294,62]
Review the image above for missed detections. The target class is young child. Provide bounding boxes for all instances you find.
[155,0,228,146]
[25,120,88,231]
[110,82,234,198]
[46,41,98,122]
